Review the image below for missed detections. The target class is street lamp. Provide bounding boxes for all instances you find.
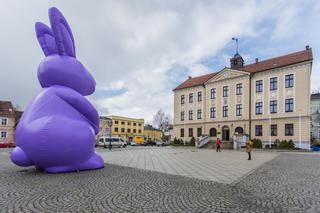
[107,120,113,150]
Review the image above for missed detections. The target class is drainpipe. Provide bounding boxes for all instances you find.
[203,84,206,137]
[299,115,301,148]
[249,74,252,138]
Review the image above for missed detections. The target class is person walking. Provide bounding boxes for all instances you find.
[216,137,222,152]
[246,139,253,160]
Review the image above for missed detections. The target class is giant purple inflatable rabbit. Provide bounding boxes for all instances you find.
[10,7,104,173]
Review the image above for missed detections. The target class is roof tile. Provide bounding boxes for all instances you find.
[173,73,217,91]
[173,48,313,91]
[0,101,14,117]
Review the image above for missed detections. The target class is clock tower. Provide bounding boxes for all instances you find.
[230,53,244,69]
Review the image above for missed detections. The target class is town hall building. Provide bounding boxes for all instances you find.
[173,46,312,149]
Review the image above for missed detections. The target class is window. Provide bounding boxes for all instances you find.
[270,124,277,136]
[197,109,202,119]
[270,100,277,113]
[1,118,8,126]
[256,80,263,92]
[133,123,137,126]
[197,127,202,137]
[127,129,131,133]
[197,91,202,102]
[189,93,193,103]
[180,111,185,121]
[255,125,263,136]
[236,83,243,95]
[285,124,294,136]
[285,98,294,112]
[188,128,193,137]
[133,129,136,133]
[121,121,125,125]
[0,131,7,139]
[285,74,294,88]
[270,77,278,90]
[236,104,242,116]
[138,130,142,133]
[114,127,119,132]
[189,110,193,120]
[138,123,142,126]
[210,107,216,118]
[181,95,185,104]
[180,128,184,137]
[115,120,119,124]
[223,86,228,97]
[223,106,228,117]
[128,122,131,125]
[121,128,125,133]
[211,88,216,99]
[209,128,217,137]
[255,102,263,115]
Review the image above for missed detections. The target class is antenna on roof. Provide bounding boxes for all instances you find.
[232,37,239,54]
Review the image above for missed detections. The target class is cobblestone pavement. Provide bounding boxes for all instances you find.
[1,149,320,212]
[97,147,278,184]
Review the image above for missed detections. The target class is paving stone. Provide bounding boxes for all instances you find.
[98,147,278,183]
[1,149,320,212]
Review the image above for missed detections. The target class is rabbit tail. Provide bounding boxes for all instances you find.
[11,147,33,167]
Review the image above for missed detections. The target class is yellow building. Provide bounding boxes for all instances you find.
[109,115,144,142]
[144,125,162,141]
[173,46,312,149]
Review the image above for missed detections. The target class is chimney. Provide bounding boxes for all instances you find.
[255,58,259,63]
[188,76,192,80]
[306,45,310,50]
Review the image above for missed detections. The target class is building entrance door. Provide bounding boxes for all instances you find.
[222,126,230,141]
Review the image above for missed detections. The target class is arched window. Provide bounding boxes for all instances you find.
[235,127,244,134]
[209,128,217,137]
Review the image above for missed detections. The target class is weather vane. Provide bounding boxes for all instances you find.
[232,37,239,54]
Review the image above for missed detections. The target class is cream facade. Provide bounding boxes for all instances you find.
[173,48,312,149]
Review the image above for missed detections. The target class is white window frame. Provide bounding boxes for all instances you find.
[1,117,8,126]
[0,131,8,139]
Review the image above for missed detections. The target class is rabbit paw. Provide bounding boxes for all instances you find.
[11,147,33,167]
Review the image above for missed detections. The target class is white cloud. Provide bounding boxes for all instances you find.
[1,0,319,124]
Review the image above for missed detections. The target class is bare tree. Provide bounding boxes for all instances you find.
[153,109,172,133]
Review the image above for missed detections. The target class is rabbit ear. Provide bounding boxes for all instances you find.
[48,7,76,57]
[35,22,58,56]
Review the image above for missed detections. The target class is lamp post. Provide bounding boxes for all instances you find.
[107,120,113,150]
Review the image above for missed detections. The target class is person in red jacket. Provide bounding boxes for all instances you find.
[216,138,222,152]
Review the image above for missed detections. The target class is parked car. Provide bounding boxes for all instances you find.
[142,140,156,146]
[164,140,173,146]
[311,144,320,151]
[156,141,165,146]
[0,143,16,148]
[96,136,126,148]
[129,141,137,146]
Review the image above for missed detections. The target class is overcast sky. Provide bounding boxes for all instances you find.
[1,0,319,123]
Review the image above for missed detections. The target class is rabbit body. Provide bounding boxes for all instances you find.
[10,7,104,173]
